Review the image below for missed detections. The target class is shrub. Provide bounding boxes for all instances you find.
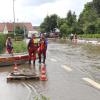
[79,34,100,38]
[0,34,6,53]
[13,40,27,53]
[5,33,14,39]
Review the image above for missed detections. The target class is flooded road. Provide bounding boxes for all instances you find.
[0,39,100,100]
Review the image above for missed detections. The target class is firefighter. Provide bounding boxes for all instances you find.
[38,34,47,64]
[27,34,38,65]
[6,37,13,55]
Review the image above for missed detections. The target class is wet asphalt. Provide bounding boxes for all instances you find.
[0,39,100,100]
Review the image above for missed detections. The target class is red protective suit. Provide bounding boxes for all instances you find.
[28,37,38,64]
[38,37,47,64]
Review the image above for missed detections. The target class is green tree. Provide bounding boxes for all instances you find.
[95,18,100,34]
[40,15,50,32]
[60,23,70,37]
[65,10,78,34]
[49,14,58,32]
[66,11,77,27]
[78,2,98,34]
[57,18,66,29]
[93,0,100,15]
[85,23,96,34]
[40,14,58,33]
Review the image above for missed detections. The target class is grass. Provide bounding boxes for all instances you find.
[13,40,27,53]
[79,34,100,38]
[34,95,50,100]
[0,34,6,53]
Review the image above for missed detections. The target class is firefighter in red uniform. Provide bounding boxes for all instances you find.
[38,34,47,64]
[27,34,38,65]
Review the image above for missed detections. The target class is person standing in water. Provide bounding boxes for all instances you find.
[6,37,13,55]
[73,33,78,44]
[27,34,38,66]
[38,34,47,64]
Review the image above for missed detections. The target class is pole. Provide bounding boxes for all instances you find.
[13,0,15,37]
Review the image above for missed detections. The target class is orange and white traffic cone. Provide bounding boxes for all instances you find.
[40,63,47,81]
[13,63,18,73]
[41,63,46,74]
[40,74,47,81]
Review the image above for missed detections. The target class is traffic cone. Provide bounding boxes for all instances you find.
[40,74,47,81]
[40,63,47,81]
[13,63,18,72]
[41,63,46,74]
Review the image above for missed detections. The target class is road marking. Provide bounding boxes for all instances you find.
[50,58,57,62]
[61,65,72,72]
[82,78,100,89]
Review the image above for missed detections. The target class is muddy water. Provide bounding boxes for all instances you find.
[0,63,48,100]
[0,39,100,100]
[49,39,100,82]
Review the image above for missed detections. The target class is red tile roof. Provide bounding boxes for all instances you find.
[23,23,34,31]
[0,22,34,32]
[6,23,14,32]
[0,23,5,32]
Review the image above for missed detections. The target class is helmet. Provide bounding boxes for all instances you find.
[32,34,35,38]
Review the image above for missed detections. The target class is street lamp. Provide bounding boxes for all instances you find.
[13,0,15,37]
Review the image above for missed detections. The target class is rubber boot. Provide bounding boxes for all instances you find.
[43,57,45,64]
[39,58,41,64]
[29,60,31,64]
[33,60,35,66]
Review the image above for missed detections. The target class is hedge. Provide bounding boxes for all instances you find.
[0,34,6,53]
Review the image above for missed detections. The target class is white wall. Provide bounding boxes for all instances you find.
[3,25,8,34]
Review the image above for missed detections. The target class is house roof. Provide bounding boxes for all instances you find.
[0,22,34,32]
[0,23,5,32]
[23,23,34,31]
[6,23,14,32]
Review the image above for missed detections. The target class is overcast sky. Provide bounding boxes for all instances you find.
[0,0,92,26]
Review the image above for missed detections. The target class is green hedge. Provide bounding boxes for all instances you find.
[4,33,14,39]
[0,34,6,53]
[13,40,27,53]
[79,34,100,38]
[0,33,26,54]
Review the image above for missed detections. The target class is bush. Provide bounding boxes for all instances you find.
[13,40,27,53]
[15,35,24,41]
[5,33,14,39]
[0,34,6,53]
[79,34,100,38]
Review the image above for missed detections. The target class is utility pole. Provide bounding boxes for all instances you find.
[13,0,15,37]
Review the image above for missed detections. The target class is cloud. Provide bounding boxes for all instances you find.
[0,0,92,25]
[16,0,57,6]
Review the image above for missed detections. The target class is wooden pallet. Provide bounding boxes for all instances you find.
[7,73,40,81]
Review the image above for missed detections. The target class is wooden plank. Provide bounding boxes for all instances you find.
[7,73,40,81]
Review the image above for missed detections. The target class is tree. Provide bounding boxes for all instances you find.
[49,14,58,32]
[85,23,96,34]
[60,23,70,37]
[95,18,100,34]
[93,0,100,15]
[57,18,66,29]
[66,11,77,27]
[40,14,58,33]
[40,15,50,32]
[78,1,98,34]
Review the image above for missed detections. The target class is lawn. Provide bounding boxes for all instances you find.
[13,40,27,53]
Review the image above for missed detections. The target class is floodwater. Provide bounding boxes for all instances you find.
[0,39,100,100]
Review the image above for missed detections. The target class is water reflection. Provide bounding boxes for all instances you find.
[0,39,100,100]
